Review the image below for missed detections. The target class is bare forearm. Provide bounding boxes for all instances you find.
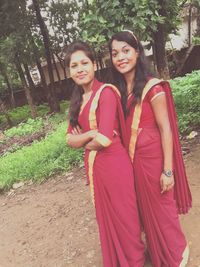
[160,127,173,170]
[67,132,93,148]
[85,139,103,151]
[151,94,173,171]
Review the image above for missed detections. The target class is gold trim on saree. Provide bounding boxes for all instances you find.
[79,91,93,115]
[89,84,120,130]
[95,132,112,147]
[88,84,121,203]
[129,78,163,161]
[88,150,97,204]
[179,244,189,267]
[150,91,165,102]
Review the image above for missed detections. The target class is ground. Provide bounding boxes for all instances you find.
[0,143,199,267]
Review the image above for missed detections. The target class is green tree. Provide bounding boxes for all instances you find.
[0,0,37,117]
[80,0,182,79]
[47,0,80,79]
[32,0,60,112]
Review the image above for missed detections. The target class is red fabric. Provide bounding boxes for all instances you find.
[98,88,118,139]
[126,79,191,266]
[69,79,145,267]
[162,81,192,213]
[147,84,165,101]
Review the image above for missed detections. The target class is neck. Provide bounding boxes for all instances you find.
[124,70,135,95]
[82,80,94,94]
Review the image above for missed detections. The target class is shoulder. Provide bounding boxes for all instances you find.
[98,84,119,100]
[146,81,165,102]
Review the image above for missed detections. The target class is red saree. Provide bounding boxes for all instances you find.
[67,79,145,267]
[126,78,191,267]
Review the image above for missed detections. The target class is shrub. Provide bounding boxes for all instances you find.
[0,122,83,190]
[170,70,200,134]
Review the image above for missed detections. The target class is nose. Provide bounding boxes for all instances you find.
[77,64,83,72]
[117,52,125,61]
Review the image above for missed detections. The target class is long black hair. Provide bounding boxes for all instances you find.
[63,41,95,127]
[108,31,152,115]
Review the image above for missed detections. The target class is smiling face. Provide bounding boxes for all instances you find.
[69,50,95,90]
[111,40,139,76]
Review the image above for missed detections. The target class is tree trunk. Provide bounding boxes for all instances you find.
[151,42,158,73]
[15,55,37,118]
[35,55,52,106]
[23,62,35,91]
[0,97,12,128]
[55,52,67,79]
[52,52,61,82]
[153,0,170,80]
[98,52,104,69]
[0,66,15,108]
[32,0,60,112]
[188,3,192,47]
[29,33,53,110]
[153,25,170,79]
[195,4,200,37]
[175,45,194,76]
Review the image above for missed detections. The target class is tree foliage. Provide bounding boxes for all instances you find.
[80,0,181,45]
[48,0,80,48]
[79,0,183,78]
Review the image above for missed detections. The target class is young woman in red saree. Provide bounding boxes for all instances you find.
[65,41,145,267]
[109,31,192,267]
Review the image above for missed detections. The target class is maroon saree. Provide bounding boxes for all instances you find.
[126,78,191,267]
[67,79,145,267]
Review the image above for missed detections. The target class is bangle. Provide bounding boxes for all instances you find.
[163,170,174,177]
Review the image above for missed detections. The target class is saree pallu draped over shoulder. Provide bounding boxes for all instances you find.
[127,78,192,267]
[67,79,145,267]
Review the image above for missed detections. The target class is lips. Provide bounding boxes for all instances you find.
[77,74,86,79]
[118,62,128,68]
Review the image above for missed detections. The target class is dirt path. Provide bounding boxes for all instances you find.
[0,144,199,267]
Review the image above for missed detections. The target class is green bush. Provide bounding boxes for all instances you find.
[4,118,44,137]
[9,105,36,124]
[0,122,83,190]
[0,100,69,129]
[170,70,200,134]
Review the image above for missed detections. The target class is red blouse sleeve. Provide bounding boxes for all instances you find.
[147,84,165,102]
[95,87,117,147]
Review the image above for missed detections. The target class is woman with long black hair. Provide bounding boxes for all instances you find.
[66,40,145,267]
[108,30,191,267]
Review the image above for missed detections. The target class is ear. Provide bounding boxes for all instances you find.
[94,61,97,71]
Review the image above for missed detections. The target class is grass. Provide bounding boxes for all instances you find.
[4,118,44,137]
[0,100,69,129]
[0,122,83,190]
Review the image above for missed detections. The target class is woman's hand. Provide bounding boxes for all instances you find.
[72,125,82,135]
[72,127,97,139]
[88,129,98,139]
[67,129,97,149]
[160,173,175,194]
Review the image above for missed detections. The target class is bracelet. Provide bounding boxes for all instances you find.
[163,170,174,177]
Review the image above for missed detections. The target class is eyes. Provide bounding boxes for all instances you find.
[70,60,89,69]
[112,48,130,58]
